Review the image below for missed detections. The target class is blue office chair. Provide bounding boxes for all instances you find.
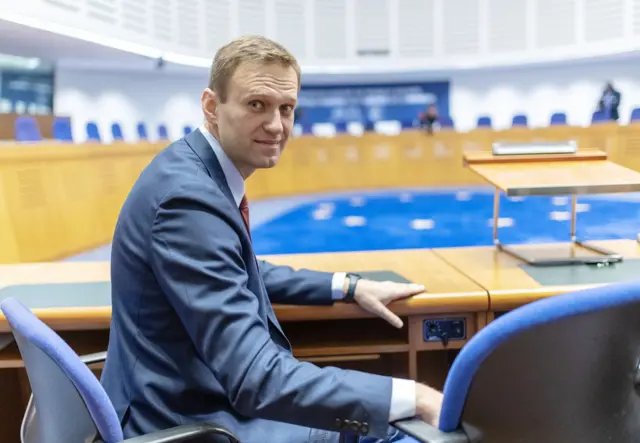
[394,279,640,442]
[111,123,124,141]
[476,116,491,128]
[53,117,73,142]
[511,114,527,127]
[158,124,169,140]
[0,297,240,443]
[591,110,608,124]
[86,122,101,142]
[136,123,148,140]
[549,112,567,126]
[14,116,42,142]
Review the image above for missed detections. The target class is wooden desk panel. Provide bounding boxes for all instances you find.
[465,157,640,196]
[0,250,488,332]
[263,249,489,316]
[433,239,640,311]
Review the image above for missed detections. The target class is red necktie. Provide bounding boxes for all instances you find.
[239,195,251,239]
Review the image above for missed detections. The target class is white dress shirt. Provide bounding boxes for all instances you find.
[198,125,416,422]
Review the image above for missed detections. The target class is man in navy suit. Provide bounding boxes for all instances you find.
[101,35,443,443]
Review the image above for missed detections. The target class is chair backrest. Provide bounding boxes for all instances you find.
[630,107,640,123]
[52,117,73,142]
[86,122,101,142]
[111,123,124,141]
[476,116,491,128]
[591,110,609,124]
[158,124,169,140]
[511,114,527,127]
[0,298,123,443]
[549,112,567,125]
[14,116,42,142]
[439,116,454,129]
[439,280,640,442]
[137,122,148,140]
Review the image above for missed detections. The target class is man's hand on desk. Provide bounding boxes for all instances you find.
[415,382,444,427]
[351,279,425,328]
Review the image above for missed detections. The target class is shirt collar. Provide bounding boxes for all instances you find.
[198,125,245,207]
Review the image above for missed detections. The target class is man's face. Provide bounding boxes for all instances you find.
[204,62,298,178]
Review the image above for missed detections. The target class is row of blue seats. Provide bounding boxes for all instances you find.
[12,108,640,143]
[477,109,640,128]
[13,116,196,143]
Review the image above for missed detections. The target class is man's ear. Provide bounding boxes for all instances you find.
[201,88,218,122]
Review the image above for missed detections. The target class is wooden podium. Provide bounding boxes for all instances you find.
[464,148,640,266]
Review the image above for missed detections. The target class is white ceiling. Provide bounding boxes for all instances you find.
[3,13,640,84]
[0,18,204,74]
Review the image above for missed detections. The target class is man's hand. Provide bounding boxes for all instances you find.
[415,382,444,427]
[352,279,425,328]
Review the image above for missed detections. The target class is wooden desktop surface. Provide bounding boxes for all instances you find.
[0,249,489,332]
[433,239,640,311]
[464,152,640,196]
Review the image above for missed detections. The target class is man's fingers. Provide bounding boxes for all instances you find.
[370,300,404,328]
[391,283,425,299]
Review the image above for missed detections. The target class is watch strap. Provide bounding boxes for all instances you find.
[344,273,361,302]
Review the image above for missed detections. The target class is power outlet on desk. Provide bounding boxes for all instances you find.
[423,318,466,346]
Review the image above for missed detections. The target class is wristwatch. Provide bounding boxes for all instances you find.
[343,273,362,302]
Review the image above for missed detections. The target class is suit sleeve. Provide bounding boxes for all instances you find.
[149,183,393,438]
[258,260,334,305]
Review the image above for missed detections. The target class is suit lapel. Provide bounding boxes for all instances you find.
[184,130,237,207]
[184,130,290,346]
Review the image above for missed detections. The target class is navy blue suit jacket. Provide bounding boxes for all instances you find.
[100,130,393,442]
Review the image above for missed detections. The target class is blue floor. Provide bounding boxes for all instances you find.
[66,187,640,260]
[251,189,640,255]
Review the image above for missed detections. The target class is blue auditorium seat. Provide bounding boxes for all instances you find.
[400,120,416,129]
[439,116,455,130]
[183,125,193,136]
[476,116,491,128]
[0,297,241,443]
[511,114,527,127]
[14,116,41,142]
[334,121,348,133]
[136,123,148,140]
[549,112,567,126]
[364,120,376,131]
[86,122,101,142]
[591,110,609,124]
[111,123,124,141]
[630,108,640,123]
[394,279,640,442]
[157,124,169,140]
[53,117,73,142]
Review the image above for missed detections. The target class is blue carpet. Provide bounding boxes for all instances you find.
[65,188,640,261]
[251,190,640,255]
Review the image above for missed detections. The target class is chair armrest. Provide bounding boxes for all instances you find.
[79,351,107,365]
[392,419,482,443]
[121,423,240,443]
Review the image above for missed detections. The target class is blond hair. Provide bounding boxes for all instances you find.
[208,35,301,103]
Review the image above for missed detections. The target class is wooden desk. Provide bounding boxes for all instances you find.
[433,239,640,315]
[464,150,640,196]
[0,250,487,443]
[464,151,640,265]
